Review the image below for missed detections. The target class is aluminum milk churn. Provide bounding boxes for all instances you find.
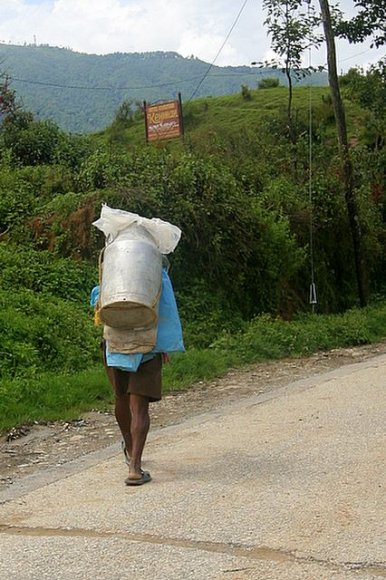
[99,225,162,329]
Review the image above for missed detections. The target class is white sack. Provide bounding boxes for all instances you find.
[92,204,181,254]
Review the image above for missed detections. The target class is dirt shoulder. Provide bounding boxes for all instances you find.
[1,342,386,491]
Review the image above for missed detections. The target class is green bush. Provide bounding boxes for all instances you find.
[210,303,386,363]
[0,288,100,379]
[0,164,39,230]
[241,84,252,100]
[0,367,112,430]
[176,280,246,348]
[3,117,64,166]
[0,244,96,302]
[2,300,386,432]
[258,77,280,89]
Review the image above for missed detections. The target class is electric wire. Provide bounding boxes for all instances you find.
[308,2,317,310]
[187,0,250,102]
[8,74,207,91]
[337,47,375,63]
[4,68,265,93]
[0,36,377,96]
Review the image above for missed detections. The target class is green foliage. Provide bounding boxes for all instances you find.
[341,62,385,148]
[176,280,246,348]
[335,0,386,48]
[2,115,64,165]
[210,301,386,362]
[56,133,95,170]
[262,0,322,142]
[0,368,112,431]
[158,152,305,316]
[241,84,253,100]
[0,78,20,117]
[0,244,96,301]
[0,80,385,432]
[106,99,141,146]
[76,150,122,190]
[0,288,100,380]
[6,84,382,317]
[258,77,280,89]
[0,225,99,383]
[3,300,386,431]
[0,163,39,230]
[0,44,328,133]
[262,1,322,76]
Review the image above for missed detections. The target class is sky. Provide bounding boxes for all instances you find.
[0,0,383,72]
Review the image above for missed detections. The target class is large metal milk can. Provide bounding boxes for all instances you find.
[99,225,162,329]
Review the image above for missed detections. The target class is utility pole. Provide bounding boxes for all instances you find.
[318,0,367,306]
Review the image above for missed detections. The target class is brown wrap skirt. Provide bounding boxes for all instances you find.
[103,344,162,402]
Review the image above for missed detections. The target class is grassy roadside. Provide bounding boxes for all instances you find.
[1,300,386,433]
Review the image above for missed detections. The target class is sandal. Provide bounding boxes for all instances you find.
[125,470,152,486]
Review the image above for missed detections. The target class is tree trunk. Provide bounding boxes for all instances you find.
[318,0,367,307]
[286,65,295,142]
[285,1,295,144]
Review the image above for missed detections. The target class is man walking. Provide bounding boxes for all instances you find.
[92,206,183,486]
[103,349,168,485]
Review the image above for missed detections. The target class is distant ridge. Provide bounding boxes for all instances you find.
[0,44,328,133]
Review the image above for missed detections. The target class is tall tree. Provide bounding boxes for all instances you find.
[262,0,370,305]
[336,0,386,48]
[262,0,321,142]
[341,60,385,150]
[319,0,367,306]
[0,77,18,119]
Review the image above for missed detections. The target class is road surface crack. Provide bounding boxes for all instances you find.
[0,524,385,577]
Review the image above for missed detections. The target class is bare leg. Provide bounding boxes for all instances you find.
[114,392,132,458]
[105,365,133,457]
[128,393,150,479]
[103,345,155,484]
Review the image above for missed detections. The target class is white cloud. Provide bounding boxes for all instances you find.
[0,0,383,70]
[177,30,238,64]
[0,0,266,65]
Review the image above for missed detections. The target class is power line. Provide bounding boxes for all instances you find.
[337,48,374,63]
[4,68,265,93]
[307,5,317,312]
[8,74,204,91]
[187,0,250,102]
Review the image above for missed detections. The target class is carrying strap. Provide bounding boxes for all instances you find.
[93,248,105,326]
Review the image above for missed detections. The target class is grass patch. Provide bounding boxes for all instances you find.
[0,368,113,432]
[104,86,368,148]
[1,301,386,432]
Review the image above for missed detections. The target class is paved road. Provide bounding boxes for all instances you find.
[0,354,385,579]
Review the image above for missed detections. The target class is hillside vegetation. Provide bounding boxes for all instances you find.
[0,44,327,133]
[0,65,385,430]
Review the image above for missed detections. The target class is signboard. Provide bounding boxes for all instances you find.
[144,95,184,142]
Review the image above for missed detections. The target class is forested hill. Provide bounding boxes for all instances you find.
[0,44,328,133]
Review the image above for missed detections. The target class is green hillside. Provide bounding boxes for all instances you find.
[0,67,385,429]
[100,85,363,150]
[0,43,328,133]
